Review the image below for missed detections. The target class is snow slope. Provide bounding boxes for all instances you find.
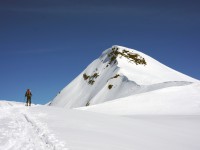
[81,83,200,115]
[1,100,200,150]
[50,45,200,114]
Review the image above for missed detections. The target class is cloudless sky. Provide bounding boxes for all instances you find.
[0,0,200,104]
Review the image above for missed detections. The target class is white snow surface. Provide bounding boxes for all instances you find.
[50,45,200,113]
[1,100,200,150]
[80,83,200,115]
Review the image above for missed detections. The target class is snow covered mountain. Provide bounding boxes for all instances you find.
[50,45,200,114]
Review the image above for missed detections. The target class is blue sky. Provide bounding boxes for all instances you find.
[0,0,200,104]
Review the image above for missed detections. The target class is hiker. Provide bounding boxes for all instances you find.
[25,89,32,106]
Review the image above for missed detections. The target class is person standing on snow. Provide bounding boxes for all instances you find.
[25,89,32,106]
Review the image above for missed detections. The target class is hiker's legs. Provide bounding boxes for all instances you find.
[26,97,31,106]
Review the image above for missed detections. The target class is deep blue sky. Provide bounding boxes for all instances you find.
[0,0,200,104]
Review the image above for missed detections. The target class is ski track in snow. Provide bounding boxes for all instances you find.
[0,102,68,150]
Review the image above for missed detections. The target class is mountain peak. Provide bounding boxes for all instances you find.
[50,45,198,108]
[106,45,147,66]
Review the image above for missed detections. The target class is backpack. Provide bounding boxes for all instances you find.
[26,90,32,97]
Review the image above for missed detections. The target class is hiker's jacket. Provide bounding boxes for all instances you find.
[25,91,32,99]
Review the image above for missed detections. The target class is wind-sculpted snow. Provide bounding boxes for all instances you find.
[81,83,200,115]
[89,78,193,105]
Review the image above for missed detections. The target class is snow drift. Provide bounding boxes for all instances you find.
[50,45,200,114]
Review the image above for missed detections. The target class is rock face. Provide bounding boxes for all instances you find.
[50,45,198,109]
